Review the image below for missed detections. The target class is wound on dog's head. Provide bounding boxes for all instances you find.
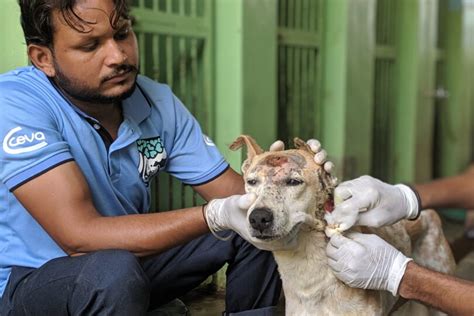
[264,155,288,167]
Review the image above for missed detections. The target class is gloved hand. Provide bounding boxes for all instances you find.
[270,139,335,173]
[326,232,413,296]
[204,193,298,251]
[325,176,420,233]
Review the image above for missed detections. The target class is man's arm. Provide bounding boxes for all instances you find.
[193,166,245,200]
[415,164,474,210]
[325,164,474,231]
[399,262,474,315]
[13,161,244,257]
[327,233,474,315]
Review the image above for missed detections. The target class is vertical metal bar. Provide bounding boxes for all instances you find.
[153,179,159,212]
[179,0,185,16]
[139,32,146,77]
[308,47,316,136]
[288,0,294,29]
[286,46,294,144]
[190,0,197,17]
[387,60,393,180]
[282,0,288,28]
[166,0,172,13]
[301,47,308,137]
[278,45,287,140]
[168,175,173,209]
[166,35,173,87]
[382,0,387,44]
[294,0,301,29]
[383,60,390,180]
[385,0,389,44]
[390,0,398,46]
[314,0,323,137]
[191,38,198,118]
[310,0,316,32]
[386,0,391,45]
[138,0,145,8]
[152,34,159,81]
[179,0,187,101]
[373,60,381,179]
[152,0,159,11]
[278,0,283,27]
[294,47,301,137]
[302,0,309,31]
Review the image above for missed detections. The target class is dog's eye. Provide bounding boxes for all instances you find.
[247,179,258,186]
[286,178,303,186]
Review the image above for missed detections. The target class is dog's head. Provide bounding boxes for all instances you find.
[230,135,337,245]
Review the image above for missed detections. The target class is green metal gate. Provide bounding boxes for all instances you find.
[277,0,324,145]
[372,0,397,182]
[131,0,214,211]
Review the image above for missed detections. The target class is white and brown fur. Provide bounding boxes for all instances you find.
[230,135,455,316]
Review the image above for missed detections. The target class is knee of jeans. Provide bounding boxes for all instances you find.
[77,249,150,293]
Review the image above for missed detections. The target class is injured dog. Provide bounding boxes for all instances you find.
[229,135,455,316]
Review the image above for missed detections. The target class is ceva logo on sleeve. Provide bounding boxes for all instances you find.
[2,126,48,154]
[203,134,216,147]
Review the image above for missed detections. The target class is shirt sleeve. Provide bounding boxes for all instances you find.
[163,94,229,185]
[0,81,73,190]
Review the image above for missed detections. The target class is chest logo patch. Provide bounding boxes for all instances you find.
[137,136,167,185]
[3,126,48,155]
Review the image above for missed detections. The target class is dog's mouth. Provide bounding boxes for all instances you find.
[250,222,301,242]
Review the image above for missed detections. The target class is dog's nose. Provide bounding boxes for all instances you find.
[249,208,274,232]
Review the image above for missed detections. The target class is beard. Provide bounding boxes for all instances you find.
[52,60,139,105]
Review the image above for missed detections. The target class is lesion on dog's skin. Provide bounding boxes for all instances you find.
[229,134,455,316]
[230,135,336,240]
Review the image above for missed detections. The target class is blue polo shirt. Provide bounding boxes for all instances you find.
[0,66,229,297]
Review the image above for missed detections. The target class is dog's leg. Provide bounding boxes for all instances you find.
[404,210,456,275]
[400,210,456,316]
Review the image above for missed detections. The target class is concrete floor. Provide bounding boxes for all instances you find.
[180,217,474,316]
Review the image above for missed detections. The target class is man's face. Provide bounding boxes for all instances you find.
[50,0,139,104]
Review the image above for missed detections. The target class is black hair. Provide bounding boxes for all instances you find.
[18,0,131,47]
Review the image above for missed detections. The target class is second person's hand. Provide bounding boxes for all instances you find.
[325,175,420,233]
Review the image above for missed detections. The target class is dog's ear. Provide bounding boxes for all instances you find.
[229,135,264,158]
[229,135,264,174]
[293,137,313,154]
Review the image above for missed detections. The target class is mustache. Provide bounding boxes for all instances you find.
[102,64,138,82]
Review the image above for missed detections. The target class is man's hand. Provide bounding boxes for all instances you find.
[326,232,412,296]
[204,194,298,251]
[269,139,335,173]
[325,176,420,233]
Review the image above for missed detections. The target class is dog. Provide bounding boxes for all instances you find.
[229,135,456,316]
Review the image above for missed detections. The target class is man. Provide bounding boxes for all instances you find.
[0,0,331,314]
[326,171,474,315]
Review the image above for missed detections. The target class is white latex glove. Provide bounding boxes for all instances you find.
[326,232,413,296]
[204,193,298,251]
[325,176,420,234]
[269,139,335,174]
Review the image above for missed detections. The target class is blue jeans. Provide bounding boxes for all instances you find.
[0,232,281,315]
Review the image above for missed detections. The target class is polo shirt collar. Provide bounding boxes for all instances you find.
[122,84,152,125]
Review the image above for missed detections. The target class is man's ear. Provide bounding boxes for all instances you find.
[28,44,56,77]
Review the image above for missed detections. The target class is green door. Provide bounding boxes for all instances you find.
[131,0,214,211]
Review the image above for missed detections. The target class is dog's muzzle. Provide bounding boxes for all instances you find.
[249,207,274,237]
